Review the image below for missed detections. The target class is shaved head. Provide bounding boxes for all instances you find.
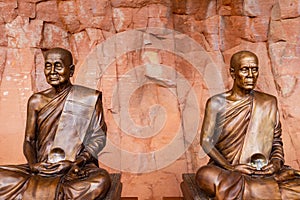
[44,47,73,67]
[230,51,258,71]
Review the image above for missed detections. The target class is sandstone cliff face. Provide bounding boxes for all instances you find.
[0,0,299,199]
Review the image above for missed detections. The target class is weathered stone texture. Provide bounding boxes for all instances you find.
[243,0,275,16]
[42,23,70,49]
[111,0,171,8]
[36,1,60,23]
[0,23,7,46]
[113,8,133,32]
[0,48,6,84]
[5,16,43,48]
[132,6,148,28]
[0,1,18,23]
[219,0,244,16]
[77,0,114,31]
[57,1,81,33]
[0,0,300,199]
[279,0,300,19]
[17,2,36,18]
[172,0,203,15]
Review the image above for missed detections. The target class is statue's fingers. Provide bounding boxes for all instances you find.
[247,165,256,170]
[262,163,273,170]
[264,168,275,175]
[40,166,62,175]
[39,169,54,175]
[253,169,270,175]
[294,170,300,176]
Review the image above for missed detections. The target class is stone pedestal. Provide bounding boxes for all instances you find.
[104,173,122,200]
[180,173,210,200]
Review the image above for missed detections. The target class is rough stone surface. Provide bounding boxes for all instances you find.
[113,8,133,32]
[195,0,217,20]
[0,1,18,23]
[132,6,148,28]
[279,0,300,19]
[220,16,247,51]
[17,2,36,18]
[5,16,43,48]
[111,0,171,8]
[219,0,244,16]
[42,23,70,49]
[36,1,60,23]
[243,0,275,16]
[0,1,300,199]
[0,23,8,46]
[77,0,114,31]
[57,1,81,33]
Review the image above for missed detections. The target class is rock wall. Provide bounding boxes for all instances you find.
[0,0,300,199]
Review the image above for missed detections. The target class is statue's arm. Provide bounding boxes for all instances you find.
[77,94,107,165]
[255,104,284,175]
[201,97,256,174]
[200,98,234,171]
[270,111,284,164]
[262,110,284,174]
[23,94,38,167]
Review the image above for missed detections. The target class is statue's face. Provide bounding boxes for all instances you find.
[232,55,259,91]
[44,52,74,87]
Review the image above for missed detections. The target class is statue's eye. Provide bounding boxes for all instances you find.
[240,67,248,73]
[252,67,258,72]
[54,63,63,70]
[45,63,52,69]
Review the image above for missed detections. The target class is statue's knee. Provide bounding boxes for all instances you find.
[92,170,111,196]
[196,165,215,182]
[100,171,111,188]
[196,165,220,196]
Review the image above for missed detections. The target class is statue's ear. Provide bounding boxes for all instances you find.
[70,64,75,77]
[230,67,235,79]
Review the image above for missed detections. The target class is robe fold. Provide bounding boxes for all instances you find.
[197,91,300,200]
[0,85,110,200]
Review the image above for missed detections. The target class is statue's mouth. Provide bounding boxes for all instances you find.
[245,81,255,85]
[49,76,59,81]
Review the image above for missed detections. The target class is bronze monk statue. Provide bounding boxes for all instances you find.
[0,47,111,199]
[196,50,300,199]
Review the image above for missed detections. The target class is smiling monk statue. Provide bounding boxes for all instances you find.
[196,50,300,199]
[0,47,111,199]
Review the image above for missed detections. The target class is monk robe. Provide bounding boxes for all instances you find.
[196,91,300,200]
[0,85,110,200]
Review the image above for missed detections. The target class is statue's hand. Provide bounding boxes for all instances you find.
[30,162,52,174]
[38,160,73,176]
[64,164,89,181]
[253,159,282,176]
[274,168,297,182]
[233,164,256,175]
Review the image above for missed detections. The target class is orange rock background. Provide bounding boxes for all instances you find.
[0,0,300,199]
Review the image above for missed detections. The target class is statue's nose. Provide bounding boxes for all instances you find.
[248,69,254,77]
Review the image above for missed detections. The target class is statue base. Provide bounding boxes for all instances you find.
[103,173,122,200]
[180,173,210,200]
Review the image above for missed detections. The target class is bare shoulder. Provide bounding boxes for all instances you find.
[206,92,227,111]
[28,88,54,111]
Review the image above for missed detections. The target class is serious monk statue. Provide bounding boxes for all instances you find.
[0,47,111,199]
[196,50,300,199]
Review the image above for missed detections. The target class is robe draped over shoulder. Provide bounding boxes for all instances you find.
[196,91,300,200]
[37,85,71,163]
[208,91,283,166]
[0,85,110,200]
